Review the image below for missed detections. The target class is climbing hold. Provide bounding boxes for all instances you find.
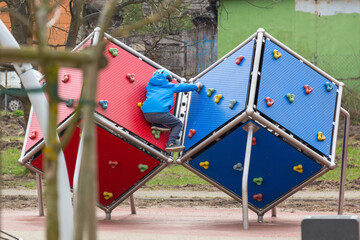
[207,88,215,97]
[138,164,149,173]
[273,49,282,59]
[196,82,204,93]
[286,93,295,103]
[99,100,109,110]
[66,98,73,107]
[253,177,263,186]
[293,164,303,173]
[229,99,237,109]
[137,102,143,110]
[233,163,243,172]
[152,129,160,139]
[325,81,334,92]
[188,129,196,138]
[126,73,135,83]
[265,97,274,107]
[252,137,256,145]
[29,130,37,140]
[109,48,118,57]
[199,161,209,170]
[61,74,70,83]
[214,94,223,104]
[304,85,313,94]
[317,131,326,141]
[108,161,118,169]
[103,191,113,200]
[253,193,263,202]
[235,55,244,65]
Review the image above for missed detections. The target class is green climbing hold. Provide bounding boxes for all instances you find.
[286,93,295,103]
[152,129,161,139]
[109,48,118,57]
[253,177,263,186]
[138,164,148,172]
[229,99,237,109]
[207,88,215,97]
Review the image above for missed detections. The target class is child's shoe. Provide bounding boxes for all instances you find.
[165,142,185,152]
[151,123,170,133]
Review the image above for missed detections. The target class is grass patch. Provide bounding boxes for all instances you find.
[1,147,28,176]
[319,140,360,181]
[146,164,209,186]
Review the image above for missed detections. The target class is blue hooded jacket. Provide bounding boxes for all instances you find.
[142,74,198,113]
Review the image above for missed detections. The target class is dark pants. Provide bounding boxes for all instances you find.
[143,112,182,144]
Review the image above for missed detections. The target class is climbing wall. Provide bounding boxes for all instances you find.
[21,34,174,212]
[181,31,342,215]
[183,39,255,151]
[95,40,178,151]
[188,120,323,210]
[256,39,338,158]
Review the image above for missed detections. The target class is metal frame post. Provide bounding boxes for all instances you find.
[242,122,259,230]
[36,173,44,216]
[130,194,136,214]
[338,108,350,215]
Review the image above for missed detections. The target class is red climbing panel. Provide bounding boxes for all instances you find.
[96,125,161,207]
[29,125,81,187]
[95,40,176,151]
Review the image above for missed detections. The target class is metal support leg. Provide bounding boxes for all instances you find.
[271,207,277,217]
[36,173,44,216]
[105,211,111,220]
[242,123,259,230]
[130,194,136,214]
[257,215,264,223]
[338,108,350,215]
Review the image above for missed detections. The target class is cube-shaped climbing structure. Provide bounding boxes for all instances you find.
[20,31,184,215]
[20,28,344,219]
[178,29,343,216]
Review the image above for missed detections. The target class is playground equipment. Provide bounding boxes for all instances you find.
[17,28,350,229]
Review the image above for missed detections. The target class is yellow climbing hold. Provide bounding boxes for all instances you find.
[199,161,210,170]
[293,165,303,173]
[317,131,326,141]
[214,94,223,104]
[273,49,282,59]
[103,191,113,200]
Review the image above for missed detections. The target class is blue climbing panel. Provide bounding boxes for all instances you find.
[256,39,338,158]
[189,121,322,210]
[184,39,255,151]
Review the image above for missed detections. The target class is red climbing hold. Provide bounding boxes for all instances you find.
[304,85,313,94]
[126,73,135,83]
[29,130,37,140]
[235,55,244,65]
[108,161,118,169]
[265,97,274,107]
[188,129,196,138]
[252,137,256,145]
[253,193,263,202]
[62,74,70,83]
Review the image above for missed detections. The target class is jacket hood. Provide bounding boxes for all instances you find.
[148,74,169,86]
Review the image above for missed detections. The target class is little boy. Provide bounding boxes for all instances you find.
[142,69,201,152]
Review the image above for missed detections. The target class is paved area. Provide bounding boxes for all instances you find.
[2,206,352,240]
[2,188,360,200]
[1,188,360,240]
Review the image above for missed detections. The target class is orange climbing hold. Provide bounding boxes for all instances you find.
[188,129,196,138]
[29,130,37,140]
[253,193,263,202]
[108,161,118,169]
[126,73,135,83]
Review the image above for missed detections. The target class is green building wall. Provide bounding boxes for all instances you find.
[217,0,360,80]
